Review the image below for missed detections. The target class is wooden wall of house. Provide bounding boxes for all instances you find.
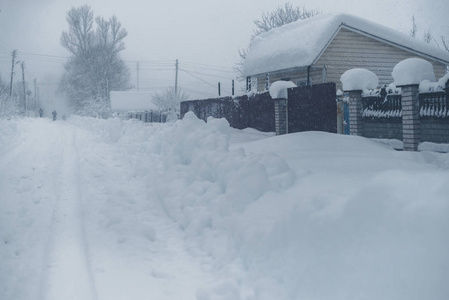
[315,28,447,91]
[252,27,447,92]
[255,69,324,91]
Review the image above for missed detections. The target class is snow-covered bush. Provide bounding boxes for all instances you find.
[392,57,435,86]
[419,73,449,93]
[76,96,112,119]
[340,68,378,91]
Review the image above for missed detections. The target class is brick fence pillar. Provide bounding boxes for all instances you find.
[274,98,287,135]
[400,84,420,151]
[348,90,363,136]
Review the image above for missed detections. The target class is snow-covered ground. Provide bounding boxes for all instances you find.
[1,113,448,300]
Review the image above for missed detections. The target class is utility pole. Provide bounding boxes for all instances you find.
[21,61,26,113]
[34,78,37,109]
[232,80,235,96]
[218,82,221,96]
[175,59,178,95]
[136,62,140,91]
[9,49,17,96]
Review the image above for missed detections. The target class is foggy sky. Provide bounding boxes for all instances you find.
[1,0,448,101]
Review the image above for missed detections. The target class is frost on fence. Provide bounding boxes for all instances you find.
[361,87,402,119]
[418,74,449,118]
[419,92,448,118]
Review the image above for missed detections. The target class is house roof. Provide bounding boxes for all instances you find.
[243,13,449,77]
[110,91,159,112]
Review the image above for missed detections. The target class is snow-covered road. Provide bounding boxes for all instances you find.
[1,115,448,300]
[1,118,219,300]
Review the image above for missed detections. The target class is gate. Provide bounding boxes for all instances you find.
[287,82,337,133]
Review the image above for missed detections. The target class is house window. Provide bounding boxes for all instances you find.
[296,79,308,87]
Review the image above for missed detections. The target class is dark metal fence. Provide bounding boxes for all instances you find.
[125,110,168,123]
[419,91,448,118]
[180,92,275,132]
[362,89,402,118]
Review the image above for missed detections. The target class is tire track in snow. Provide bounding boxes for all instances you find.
[40,126,97,300]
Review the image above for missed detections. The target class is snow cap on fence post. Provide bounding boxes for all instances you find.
[269,81,297,99]
[392,58,430,151]
[340,68,378,91]
[340,68,378,137]
[392,57,435,87]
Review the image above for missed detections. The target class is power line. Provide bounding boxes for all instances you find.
[180,68,232,95]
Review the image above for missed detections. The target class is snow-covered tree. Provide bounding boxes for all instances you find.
[59,5,130,111]
[235,3,319,80]
[152,86,189,112]
[0,76,20,118]
[76,96,111,119]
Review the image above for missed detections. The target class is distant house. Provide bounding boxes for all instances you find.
[243,13,449,91]
[110,91,169,122]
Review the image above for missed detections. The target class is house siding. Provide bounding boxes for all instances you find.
[315,28,447,90]
[251,27,447,92]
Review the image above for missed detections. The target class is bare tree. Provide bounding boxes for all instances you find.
[409,15,449,54]
[409,15,418,38]
[153,86,189,112]
[253,3,319,36]
[235,3,319,80]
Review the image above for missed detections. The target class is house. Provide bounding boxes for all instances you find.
[243,13,449,92]
[110,91,167,122]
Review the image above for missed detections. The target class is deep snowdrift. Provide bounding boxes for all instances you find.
[1,114,448,300]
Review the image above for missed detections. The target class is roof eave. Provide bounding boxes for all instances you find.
[341,24,449,66]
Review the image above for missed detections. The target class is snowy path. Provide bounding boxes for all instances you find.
[2,116,448,300]
[40,127,97,300]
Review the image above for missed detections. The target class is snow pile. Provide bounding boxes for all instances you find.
[392,57,436,86]
[269,81,297,99]
[419,73,449,93]
[2,114,449,300]
[340,68,378,91]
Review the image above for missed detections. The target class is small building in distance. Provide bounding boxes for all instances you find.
[243,13,449,92]
[110,91,166,122]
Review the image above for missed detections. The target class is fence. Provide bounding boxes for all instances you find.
[180,83,337,135]
[360,88,403,140]
[180,93,275,132]
[121,110,168,123]
[347,77,449,150]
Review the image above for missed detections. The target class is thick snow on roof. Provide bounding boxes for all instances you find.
[110,91,159,112]
[243,13,449,77]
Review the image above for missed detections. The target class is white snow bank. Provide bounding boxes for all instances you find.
[392,58,436,86]
[2,115,449,300]
[269,81,297,99]
[340,68,378,91]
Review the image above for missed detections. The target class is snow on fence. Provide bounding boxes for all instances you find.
[342,59,449,150]
[180,83,337,135]
[125,110,168,123]
[180,93,276,132]
[419,91,448,118]
[362,88,402,119]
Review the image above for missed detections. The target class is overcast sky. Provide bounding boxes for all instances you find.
[1,0,448,102]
